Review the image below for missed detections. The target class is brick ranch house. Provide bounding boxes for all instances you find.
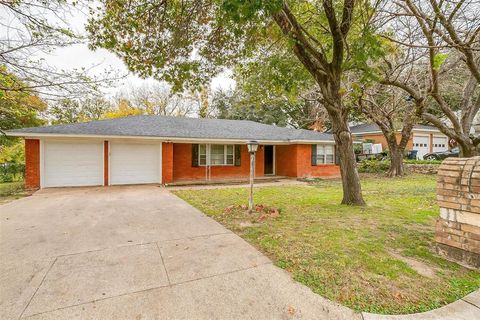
[7,115,340,189]
[350,123,451,159]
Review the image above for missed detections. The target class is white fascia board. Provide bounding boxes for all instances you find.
[413,129,443,134]
[291,140,336,144]
[351,131,383,135]
[352,129,442,135]
[6,132,335,145]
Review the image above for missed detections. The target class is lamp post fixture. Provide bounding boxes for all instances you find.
[246,140,259,213]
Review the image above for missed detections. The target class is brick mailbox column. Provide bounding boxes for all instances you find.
[435,156,480,268]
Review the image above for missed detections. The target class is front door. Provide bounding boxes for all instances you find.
[264,145,274,175]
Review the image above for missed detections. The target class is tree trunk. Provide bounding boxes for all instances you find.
[387,144,405,177]
[457,137,480,157]
[271,3,364,205]
[329,110,366,206]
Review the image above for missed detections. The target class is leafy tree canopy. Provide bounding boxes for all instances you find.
[87,0,385,92]
[228,45,330,130]
[101,99,145,119]
[0,66,46,140]
[0,142,24,164]
[48,97,112,125]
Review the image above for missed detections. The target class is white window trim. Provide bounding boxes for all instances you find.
[199,144,235,166]
[316,144,335,165]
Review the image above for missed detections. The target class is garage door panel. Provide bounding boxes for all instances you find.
[433,136,448,153]
[413,135,430,160]
[110,143,161,185]
[44,141,103,187]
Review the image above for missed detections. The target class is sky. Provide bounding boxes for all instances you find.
[1,2,236,98]
[42,43,236,97]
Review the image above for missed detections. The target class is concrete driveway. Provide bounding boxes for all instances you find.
[0,185,357,320]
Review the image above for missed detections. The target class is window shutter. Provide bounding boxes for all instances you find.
[311,144,317,166]
[192,144,199,167]
[234,145,241,166]
[335,146,340,165]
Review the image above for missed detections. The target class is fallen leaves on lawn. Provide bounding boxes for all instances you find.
[223,204,281,222]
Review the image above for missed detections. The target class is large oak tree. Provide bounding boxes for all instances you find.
[87,0,383,205]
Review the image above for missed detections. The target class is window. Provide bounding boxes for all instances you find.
[316,144,334,164]
[199,144,207,166]
[415,142,427,147]
[199,144,235,166]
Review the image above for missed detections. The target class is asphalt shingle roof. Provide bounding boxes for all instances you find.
[350,123,439,134]
[8,115,334,142]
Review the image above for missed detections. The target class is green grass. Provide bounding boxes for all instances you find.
[0,181,29,204]
[173,174,480,315]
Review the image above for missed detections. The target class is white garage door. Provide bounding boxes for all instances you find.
[110,142,161,185]
[433,136,448,153]
[413,135,430,159]
[43,141,103,187]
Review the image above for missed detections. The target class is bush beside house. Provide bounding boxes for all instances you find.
[0,142,25,182]
[358,159,441,174]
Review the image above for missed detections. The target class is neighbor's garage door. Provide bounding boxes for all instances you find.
[413,135,430,159]
[433,136,448,153]
[43,141,103,187]
[110,142,161,185]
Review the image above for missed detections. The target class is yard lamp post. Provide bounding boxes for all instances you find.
[246,140,259,213]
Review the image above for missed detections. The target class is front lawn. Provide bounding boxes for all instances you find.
[173,174,480,315]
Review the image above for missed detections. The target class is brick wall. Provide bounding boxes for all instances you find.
[435,156,480,268]
[296,144,340,178]
[171,143,264,182]
[275,144,340,178]
[162,142,174,184]
[103,141,109,186]
[25,139,40,190]
[275,145,298,177]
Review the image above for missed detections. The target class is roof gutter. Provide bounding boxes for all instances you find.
[351,128,442,135]
[5,132,335,144]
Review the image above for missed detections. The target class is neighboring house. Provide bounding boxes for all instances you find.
[350,123,450,159]
[7,115,340,189]
[474,113,480,134]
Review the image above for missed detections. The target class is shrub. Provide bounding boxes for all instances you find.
[358,160,391,173]
[0,163,25,183]
[358,159,442,174]
[404,159,442,165]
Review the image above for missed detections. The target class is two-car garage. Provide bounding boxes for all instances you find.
[41,140,162,188]
[412,134,449,159]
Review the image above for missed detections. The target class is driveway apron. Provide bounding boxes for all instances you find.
[0,185,356,320]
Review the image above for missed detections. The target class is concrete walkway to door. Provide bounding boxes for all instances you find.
[0,185,357,320]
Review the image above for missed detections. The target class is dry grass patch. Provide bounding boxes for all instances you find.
[0,181,31,204]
